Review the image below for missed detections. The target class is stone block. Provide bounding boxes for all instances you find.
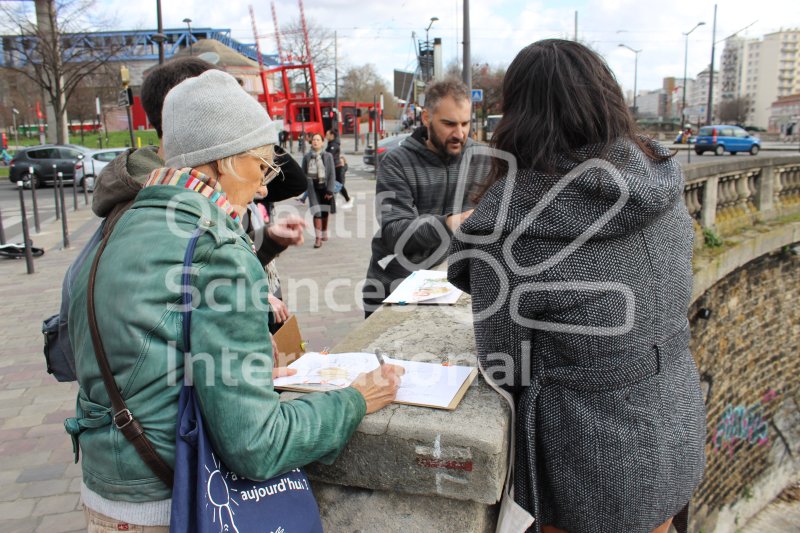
[32,493,80,516]
[0,498,36,519]
[286,301,509,506]
[35,510,86,533]
[17,463,67,483]
[21,479,71,498]
[311,480,497,533]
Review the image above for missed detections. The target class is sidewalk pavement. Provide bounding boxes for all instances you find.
[0,166,797,532]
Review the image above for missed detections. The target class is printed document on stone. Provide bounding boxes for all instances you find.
[382,270,463,304]
[273,352,476,410]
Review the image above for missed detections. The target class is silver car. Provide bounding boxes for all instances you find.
[74,148,127,191]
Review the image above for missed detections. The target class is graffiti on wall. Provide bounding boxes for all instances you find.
[713,389,780,456]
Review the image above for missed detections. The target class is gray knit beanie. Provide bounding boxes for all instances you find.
[162,69,277,168]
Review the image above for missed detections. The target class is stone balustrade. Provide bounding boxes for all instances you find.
[683,156,800,235]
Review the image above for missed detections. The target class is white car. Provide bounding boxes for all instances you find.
[74,148,127,191]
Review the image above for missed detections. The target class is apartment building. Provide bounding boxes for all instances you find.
[687,68,720,121]
[720,29,800,128]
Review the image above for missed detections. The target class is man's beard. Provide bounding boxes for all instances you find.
[428,125,465,160]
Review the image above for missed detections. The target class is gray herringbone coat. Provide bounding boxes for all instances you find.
[448,138,706,533]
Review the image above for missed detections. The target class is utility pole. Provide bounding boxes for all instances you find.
[706,4,718,125]
[682,22,706,128]
[334,30,339,131]
[574,11,578,41]
[154,0,165,65]
[462,0,471,95]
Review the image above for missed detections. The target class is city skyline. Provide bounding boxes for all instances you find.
[79,0,798,94]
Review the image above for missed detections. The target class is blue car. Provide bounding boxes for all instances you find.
[694,125,761,156]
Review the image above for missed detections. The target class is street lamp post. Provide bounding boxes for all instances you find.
[183,18,193,56]
[681,22,706,129]
[618,44,641,118]
[422,16,438,82]
[425,17,438,52]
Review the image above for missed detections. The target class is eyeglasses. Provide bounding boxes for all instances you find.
[253,154,281,186]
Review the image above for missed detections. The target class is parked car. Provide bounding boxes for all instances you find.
[8,144,91,188]
[694,125,761,156]
[364,134,411,166]
[74,148,127,191]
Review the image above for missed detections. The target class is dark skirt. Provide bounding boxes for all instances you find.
[309,181,335,217]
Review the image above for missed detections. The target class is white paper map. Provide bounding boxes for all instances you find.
[382,270,463,305]
[273,352,477,410]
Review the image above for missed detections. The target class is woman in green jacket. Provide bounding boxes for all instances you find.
[68,69,403,530]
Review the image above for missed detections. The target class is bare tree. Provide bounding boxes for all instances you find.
[340,63,396,118]
[0,0,125,144]
[717,96,751,125]
[279,17,335,97]
[0,69,41,134]
[445,59,505,116]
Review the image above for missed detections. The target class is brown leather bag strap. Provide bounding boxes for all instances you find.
[86,232,174,488]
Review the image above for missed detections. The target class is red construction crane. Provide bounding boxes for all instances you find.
[250,2,324,139]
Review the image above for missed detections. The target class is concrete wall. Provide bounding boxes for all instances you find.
[689,223,800,532]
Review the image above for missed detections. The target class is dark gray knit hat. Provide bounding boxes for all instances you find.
[162,69,278,168]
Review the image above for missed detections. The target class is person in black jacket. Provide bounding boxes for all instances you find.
[326,129,352,207]
[361,78,484,317]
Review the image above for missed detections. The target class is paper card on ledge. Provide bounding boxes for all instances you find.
[273,352,477,411]
[382,270,463,305]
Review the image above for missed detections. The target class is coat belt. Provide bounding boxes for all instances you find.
[517,321,690,531]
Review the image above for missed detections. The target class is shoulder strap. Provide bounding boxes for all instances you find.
[86,230,174,488]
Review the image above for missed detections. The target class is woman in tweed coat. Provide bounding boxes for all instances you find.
[302,132,336,248]
[448,40,706,533]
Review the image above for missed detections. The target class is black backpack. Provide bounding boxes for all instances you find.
[42,222,105,382]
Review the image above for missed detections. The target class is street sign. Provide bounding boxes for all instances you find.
[471,89,483,103]
[117,89,130,107]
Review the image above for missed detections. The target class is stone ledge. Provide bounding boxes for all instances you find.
[283,299,509,505]
[692,219,800,303]
[311,479,497,533]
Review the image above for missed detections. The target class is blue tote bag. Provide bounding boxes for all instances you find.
[170,228,323,533]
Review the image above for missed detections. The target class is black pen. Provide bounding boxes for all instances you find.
[375,349,386,367]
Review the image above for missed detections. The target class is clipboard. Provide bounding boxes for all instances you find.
[272,315,305,367]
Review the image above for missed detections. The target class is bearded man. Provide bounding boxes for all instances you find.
[362,78,482,317]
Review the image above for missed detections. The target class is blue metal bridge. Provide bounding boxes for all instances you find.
[0,27,279,68]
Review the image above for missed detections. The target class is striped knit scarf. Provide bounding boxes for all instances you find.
[144,167,241,227]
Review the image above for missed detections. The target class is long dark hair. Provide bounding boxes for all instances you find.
[479,39,670,199]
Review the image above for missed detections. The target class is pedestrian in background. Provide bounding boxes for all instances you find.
[449,39,705,533]
[302,132,336,248]
[326,129,353,208]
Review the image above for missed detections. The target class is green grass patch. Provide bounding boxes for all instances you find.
[0,166,8,178]
[10,129,159,151]
[703,228,724,248]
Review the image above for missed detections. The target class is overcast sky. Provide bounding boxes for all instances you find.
[97,0,796,95]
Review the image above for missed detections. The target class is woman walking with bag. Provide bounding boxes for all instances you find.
[448,40,705,533]
[326,129,353,208]
[68,70,403,532]
[303,132,336,248]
